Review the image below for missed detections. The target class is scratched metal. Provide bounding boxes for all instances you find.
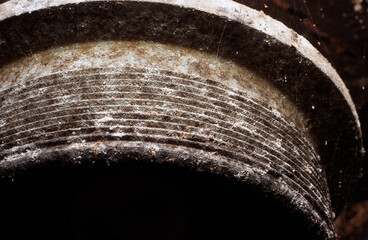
[0,1,364,239]
[0,41,332,238]
[0,66,332,238]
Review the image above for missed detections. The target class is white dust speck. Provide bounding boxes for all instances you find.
[0,119,6,127]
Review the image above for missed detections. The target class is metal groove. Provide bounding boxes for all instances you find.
[0,67,331,227]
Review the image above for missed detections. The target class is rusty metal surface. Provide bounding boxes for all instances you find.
[0,66,333,238]
[0,0,363,212]
[0,1,364,239]
[0,0,360,123]
[0,41,305,130]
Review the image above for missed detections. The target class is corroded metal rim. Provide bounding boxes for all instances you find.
[0,1,364,239]
[0,0,361,123]
[0,66,333,239]
[0,0,363,211]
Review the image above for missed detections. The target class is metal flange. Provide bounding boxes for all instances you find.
[0,1,364,239]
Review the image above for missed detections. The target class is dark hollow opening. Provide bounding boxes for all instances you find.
[0,160,319,240]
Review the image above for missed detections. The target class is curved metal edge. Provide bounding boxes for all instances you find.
[0,0,364,219]
[0,141,335,239]
[0,0,363,149]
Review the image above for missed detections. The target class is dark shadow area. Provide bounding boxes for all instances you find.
[0,160,319,240]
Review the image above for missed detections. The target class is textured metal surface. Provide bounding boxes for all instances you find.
[0,66,333,238]
[0,41,303,127]
[0,0,364,239]
[0,0,360,119]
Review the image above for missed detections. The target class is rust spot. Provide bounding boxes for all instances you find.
[93,140,101,157]
[149,146,157,156]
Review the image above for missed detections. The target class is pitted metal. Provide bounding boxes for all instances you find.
[0,1,364,239]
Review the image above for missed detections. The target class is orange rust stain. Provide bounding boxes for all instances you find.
[93,140,101,157]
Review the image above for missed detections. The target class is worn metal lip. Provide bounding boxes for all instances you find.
[0,0,364,186]
[0,0,363,223]
[0,140,332,239]
[0,1,360,238]
[0,0,362,141]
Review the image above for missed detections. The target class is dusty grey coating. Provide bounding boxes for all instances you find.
[0,0,364,239]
